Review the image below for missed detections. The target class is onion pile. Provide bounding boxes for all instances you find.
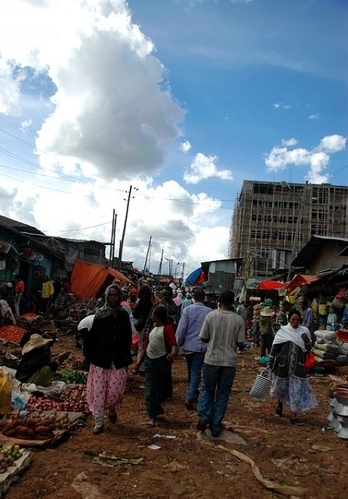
[26,385,87,413]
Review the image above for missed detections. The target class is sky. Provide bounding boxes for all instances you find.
[0,0,347,279]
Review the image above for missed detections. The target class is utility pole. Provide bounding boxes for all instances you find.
[118,185,137,271]
[157,249,164,276]
[109,209,117,266]
[143,236,152,275]
[181,262,185,282]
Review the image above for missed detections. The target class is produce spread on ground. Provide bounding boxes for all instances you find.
[0,323,348,499]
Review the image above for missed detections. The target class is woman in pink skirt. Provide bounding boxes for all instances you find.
[84,284,132,434]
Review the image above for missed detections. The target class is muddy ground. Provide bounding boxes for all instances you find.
[3,329,348,499]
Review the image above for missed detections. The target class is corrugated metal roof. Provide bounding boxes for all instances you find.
[292,235,348,267]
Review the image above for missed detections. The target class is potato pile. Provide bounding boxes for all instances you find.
[1,412,70,441]
[0,444,21,474]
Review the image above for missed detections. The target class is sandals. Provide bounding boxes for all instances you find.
[145,420,156,428]
[290,418,304,426]
[92,423,104,435]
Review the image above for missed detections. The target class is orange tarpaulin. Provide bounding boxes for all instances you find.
[285,274,319,295]
[70,260,135,300]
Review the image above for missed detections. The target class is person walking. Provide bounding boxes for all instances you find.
[197,290,245,438]
[236,301,247,353]
[144,305,177,428]
[40,275,54,317]
[259,306,275,359]
[83,284,132,435]
[176,288,212,410]
[14,276,25,315]
[268,309,318,425]
[252,304,261,347]
[181,292,193,313]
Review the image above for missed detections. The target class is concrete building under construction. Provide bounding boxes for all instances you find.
[229,180,348,280]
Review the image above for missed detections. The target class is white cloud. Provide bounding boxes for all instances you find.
[264,134,347,184]
[0,59,24,115]
[179,140,191,153]
[0,0,232,276]
[273,103,291,110]
[308,114,320,120]
[282,138,298,147]
[317,134,347,153]
[20,119,33,132]
[0,0,185,180]
[184,152,233,184]
[0,173,228,275]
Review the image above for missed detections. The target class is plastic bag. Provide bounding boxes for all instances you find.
[305,351,316,371]
[0,368,12,415]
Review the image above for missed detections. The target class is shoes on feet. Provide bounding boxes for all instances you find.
[290,418,304,426]
[196,420,208,432]
[185,400,195,411]
[92,424,104,435]
[211,431,221,438]
[274,408,283,417]
[145,420,156,428]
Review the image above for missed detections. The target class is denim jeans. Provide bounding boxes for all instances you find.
[252,323,260,346]
[185,352,205,402]
[198,363,236,436]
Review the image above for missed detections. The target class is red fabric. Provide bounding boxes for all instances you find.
[70,260,135,300]
[285,274,319,295]
[15,280,25,293]
[256,280,285,290]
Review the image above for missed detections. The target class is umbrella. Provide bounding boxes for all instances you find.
[186,267,204,285]
[256,280,285,291]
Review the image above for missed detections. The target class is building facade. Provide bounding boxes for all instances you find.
[230,180,348,279]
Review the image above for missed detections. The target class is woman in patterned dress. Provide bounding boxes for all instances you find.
[84,284,132,434]
[268,309,318,425]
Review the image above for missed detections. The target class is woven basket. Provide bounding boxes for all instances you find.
[250,368,272,399]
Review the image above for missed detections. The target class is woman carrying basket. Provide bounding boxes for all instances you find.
[268,309,318,426]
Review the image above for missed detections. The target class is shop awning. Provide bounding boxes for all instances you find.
[256,280,285,291]
[285,274,319,295]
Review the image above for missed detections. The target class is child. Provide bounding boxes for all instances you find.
[144,305,177,427]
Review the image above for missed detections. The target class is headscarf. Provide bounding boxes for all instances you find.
[173,292,183,307]
[94,284,123,319]
[272,323,311,352]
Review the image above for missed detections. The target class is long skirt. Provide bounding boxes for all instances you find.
[270,374,318,413]
[27,366,55,387]
[87,363,127,420]
[144,354,170,419]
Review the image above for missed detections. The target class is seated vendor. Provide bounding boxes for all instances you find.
[16,333,58,387]
[20,319,43,348]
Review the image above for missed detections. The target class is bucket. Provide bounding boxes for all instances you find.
[250,368,272,399]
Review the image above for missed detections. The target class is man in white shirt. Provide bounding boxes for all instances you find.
[197,290,245,438]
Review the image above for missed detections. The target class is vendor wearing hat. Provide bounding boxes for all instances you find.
[259,306,275,359]
[15,334,58,387]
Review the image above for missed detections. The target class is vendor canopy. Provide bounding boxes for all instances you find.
[256,280,285,291]
[71,260,134,300]
[285,274,319,295]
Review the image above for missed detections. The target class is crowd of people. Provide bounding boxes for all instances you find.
[0,272,320,436]
[75,283,319,436]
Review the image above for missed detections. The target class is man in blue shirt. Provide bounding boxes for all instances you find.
[176,288,212,410]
